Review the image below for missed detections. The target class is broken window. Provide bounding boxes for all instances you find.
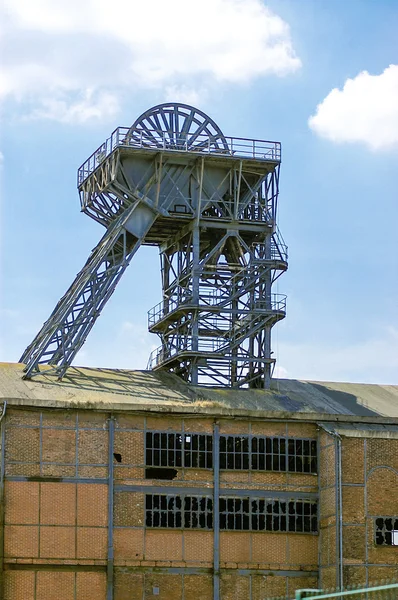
[375,518,398,546]
[145,432,213,470]
[219,497,251,530]
[220,497,317,533]
[288,439,317,474]
[145,494,213,529]
[145,494,317,533]
[286,500,318,533]
[219,435,317,474]
[145,431,317,474]
[145,467,178,480]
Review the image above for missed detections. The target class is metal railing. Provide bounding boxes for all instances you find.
[269,581,398,600]
[77,127,281,185]
[147,337,225,370]
[148,293,287,329]
[252,240,288,263]
[296,582,398,599]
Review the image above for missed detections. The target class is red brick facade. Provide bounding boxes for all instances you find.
[1,407,397,598]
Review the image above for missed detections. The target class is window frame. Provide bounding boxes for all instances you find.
[374,517,398,547]
[145,430,213,470]
[219,434,317,474]
[144,430,318,474]
[145,493,213,530]
[219,496,318,534]
[145,493,318,534]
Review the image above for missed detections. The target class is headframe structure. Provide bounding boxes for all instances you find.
[20,103,287,388]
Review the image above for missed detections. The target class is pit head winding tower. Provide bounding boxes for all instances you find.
[21,103,287,387]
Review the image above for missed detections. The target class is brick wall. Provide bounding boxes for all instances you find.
[318,429,338,589]
[339,436,398,588]
[1,408,320,599]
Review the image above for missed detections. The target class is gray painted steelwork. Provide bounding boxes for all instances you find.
[0,402,6,600]
[115,484,318,500]
[213,423,220,600]
[20,103,286,388]
[107,417,115,600]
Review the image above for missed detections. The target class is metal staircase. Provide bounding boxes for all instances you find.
[21,103,287,387]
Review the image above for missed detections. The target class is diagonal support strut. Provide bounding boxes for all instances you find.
[20,200,159,379]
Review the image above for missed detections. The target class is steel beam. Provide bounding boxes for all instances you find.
[20,103,287,387]
[107,417,115,600]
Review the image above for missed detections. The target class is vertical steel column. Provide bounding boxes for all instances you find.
[337,436,343,589]
[364,439,368,587]
[213,422,220,600]
[191,225,200,385]
[334,436,340,589]
[316,427,322,589]
[263,232,273,388]
[107,416,115,600]
[332,433,343,589]
[0,402,6,600]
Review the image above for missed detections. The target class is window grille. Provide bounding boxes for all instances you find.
[219,435,250,470]
[375,518,398,546]
[287,438,317,473]
[219,497,317,533]
[145,494,213,529]
[145,432,213,469]
[220,435,317,474]
[145,494,317,533]
[145,431,316,473]
[251,437,286,471]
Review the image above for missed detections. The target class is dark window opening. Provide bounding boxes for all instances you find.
[145,467,178,480]
[288,439,317,474]
[375,517,398,546]
[220,435,317,474]
[113,453,122,463]
[145,494,317,533]
[220,497,317,533]
[145,431,316,474]
[146,431,212,469]
[220,436,250,470]
[145,494,213,529]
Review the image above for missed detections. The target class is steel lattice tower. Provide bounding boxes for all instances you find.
[21,103,287,387]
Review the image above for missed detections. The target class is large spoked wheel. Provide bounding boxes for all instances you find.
[126,103,229,152]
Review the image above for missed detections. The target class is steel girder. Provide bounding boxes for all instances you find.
[21,198,158,379]
[148,223,287,388]
[21,103,287,387]
[146,152,287,388]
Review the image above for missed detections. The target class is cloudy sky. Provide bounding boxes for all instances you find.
[1,0,398,384]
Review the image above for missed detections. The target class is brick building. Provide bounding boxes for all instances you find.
[1,362,398,599]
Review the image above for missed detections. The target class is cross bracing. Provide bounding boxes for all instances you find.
[21,103,287,387]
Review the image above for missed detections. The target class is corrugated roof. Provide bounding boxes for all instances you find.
[1,362,398,421]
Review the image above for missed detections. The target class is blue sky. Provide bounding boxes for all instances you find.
[1,0,397,384]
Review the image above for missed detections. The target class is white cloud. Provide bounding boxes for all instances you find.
[0,0,301,123]
[27,90,120,124]
[164,85,207,107]
[276,326,398,384]
[309,65,398,151]
[78,321,159,370]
